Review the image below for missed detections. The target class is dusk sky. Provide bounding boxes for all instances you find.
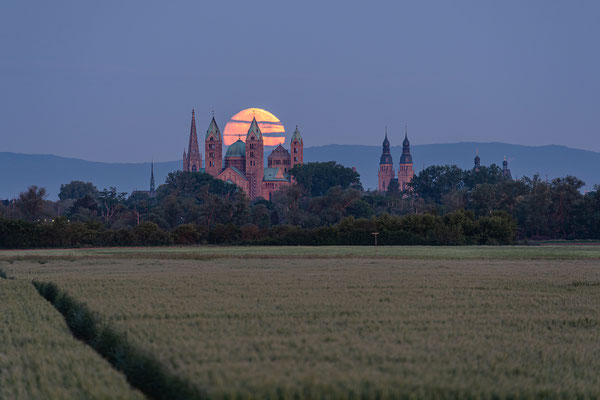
[1,1,599,162]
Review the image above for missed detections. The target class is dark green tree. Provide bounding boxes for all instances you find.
[98,187,127,225]
[409,165,465,204]
[17,185,47,221]
[59,181,99,201]
[290,161,362,197]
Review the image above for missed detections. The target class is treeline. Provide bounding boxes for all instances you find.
[406,165,600,240]
[1,161,598,249]
[0,210,516,248]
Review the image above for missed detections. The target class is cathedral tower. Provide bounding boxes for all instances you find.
[290,126,304,168]
[378,130,395,191]
[183,110,202,172]
[204,116,222,176]
[245,117,264,199]
[398,128,414,191]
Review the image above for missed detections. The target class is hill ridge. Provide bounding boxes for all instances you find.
[2,142,599,199]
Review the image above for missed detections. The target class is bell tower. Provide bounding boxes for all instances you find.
[245,116,264,199]
[204,115,222,176]
[398,127,414,191]
[290,125,304,168]
[378,129,394,191]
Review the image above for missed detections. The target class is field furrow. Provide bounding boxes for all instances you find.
[6,255,600,399]
[0,275,144,400]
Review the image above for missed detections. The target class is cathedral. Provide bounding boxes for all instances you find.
[378,129,414,192]
[183,110,303,200]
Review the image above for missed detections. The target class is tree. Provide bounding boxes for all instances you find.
[468,184,497,216]
[59,181,99,201]
[549,176,585,238]
[463,165,504,190]
[17,186,47,221]
[409,165,465,204]
[515,175,552,238]
[159,171,239,199]
[98,187,127,225]
[290,161,362,197]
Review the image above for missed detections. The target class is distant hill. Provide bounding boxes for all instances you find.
[1,142,599,199]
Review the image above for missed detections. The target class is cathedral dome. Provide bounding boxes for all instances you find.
[225,139,246,158]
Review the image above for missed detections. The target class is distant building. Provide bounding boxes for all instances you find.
[398,129,414,191]
[182,110,304,200]
[472,151,513,180]
[377,130,395,191]
[502,156,512,179]
[378,128,414,192]
[130,161,157,198]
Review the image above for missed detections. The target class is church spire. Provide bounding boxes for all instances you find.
[380,128,392,165]
[184,109,202,172]
[247,116,262,140]
[150,161,155,193]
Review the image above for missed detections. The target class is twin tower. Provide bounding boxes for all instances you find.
[378,129,414,192]
[183,110,304,200]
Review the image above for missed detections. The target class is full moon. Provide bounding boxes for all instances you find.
[223,108,286,146]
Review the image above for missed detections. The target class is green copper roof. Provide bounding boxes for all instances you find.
[263,167,290,182]
[291,126,303,144]
[229,166,247,180]
[246,117,262,140]
[225,139,246,158]
[205,117,221,140]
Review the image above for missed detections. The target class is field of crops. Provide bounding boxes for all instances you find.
[2,246,600,399]
[0,278,143,400]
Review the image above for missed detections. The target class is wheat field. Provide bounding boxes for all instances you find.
[3,249,600,399]
[0,278,143,400]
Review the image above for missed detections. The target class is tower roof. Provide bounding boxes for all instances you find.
[225,139,246,158]
[400,128,412,164]
[402,130,410,147]
[187,109,200,155]
[291,126,303,144]
[268,144,290,159]
[150,160,155,192]
[380,129,393,165]
[246,117,262,140]
[205,116,221,140]
[382,131,390,148]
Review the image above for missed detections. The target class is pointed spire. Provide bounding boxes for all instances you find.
[400,125,413,165]
[206,115,221,140]
[291,125,303,144]
[188,109,199,155]
[150,160,155,193]
[246,116,262,139]
[382,127,390,148]
[402,125,410,147]
[380,127,392,165]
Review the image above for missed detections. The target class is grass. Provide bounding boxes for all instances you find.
[2,244,600,262]
[0,277,143,400]
[5,254,600,399]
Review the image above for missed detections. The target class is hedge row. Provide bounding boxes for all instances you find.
[0,210,516,249]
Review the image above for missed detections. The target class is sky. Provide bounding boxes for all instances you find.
[1,0,599,162]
